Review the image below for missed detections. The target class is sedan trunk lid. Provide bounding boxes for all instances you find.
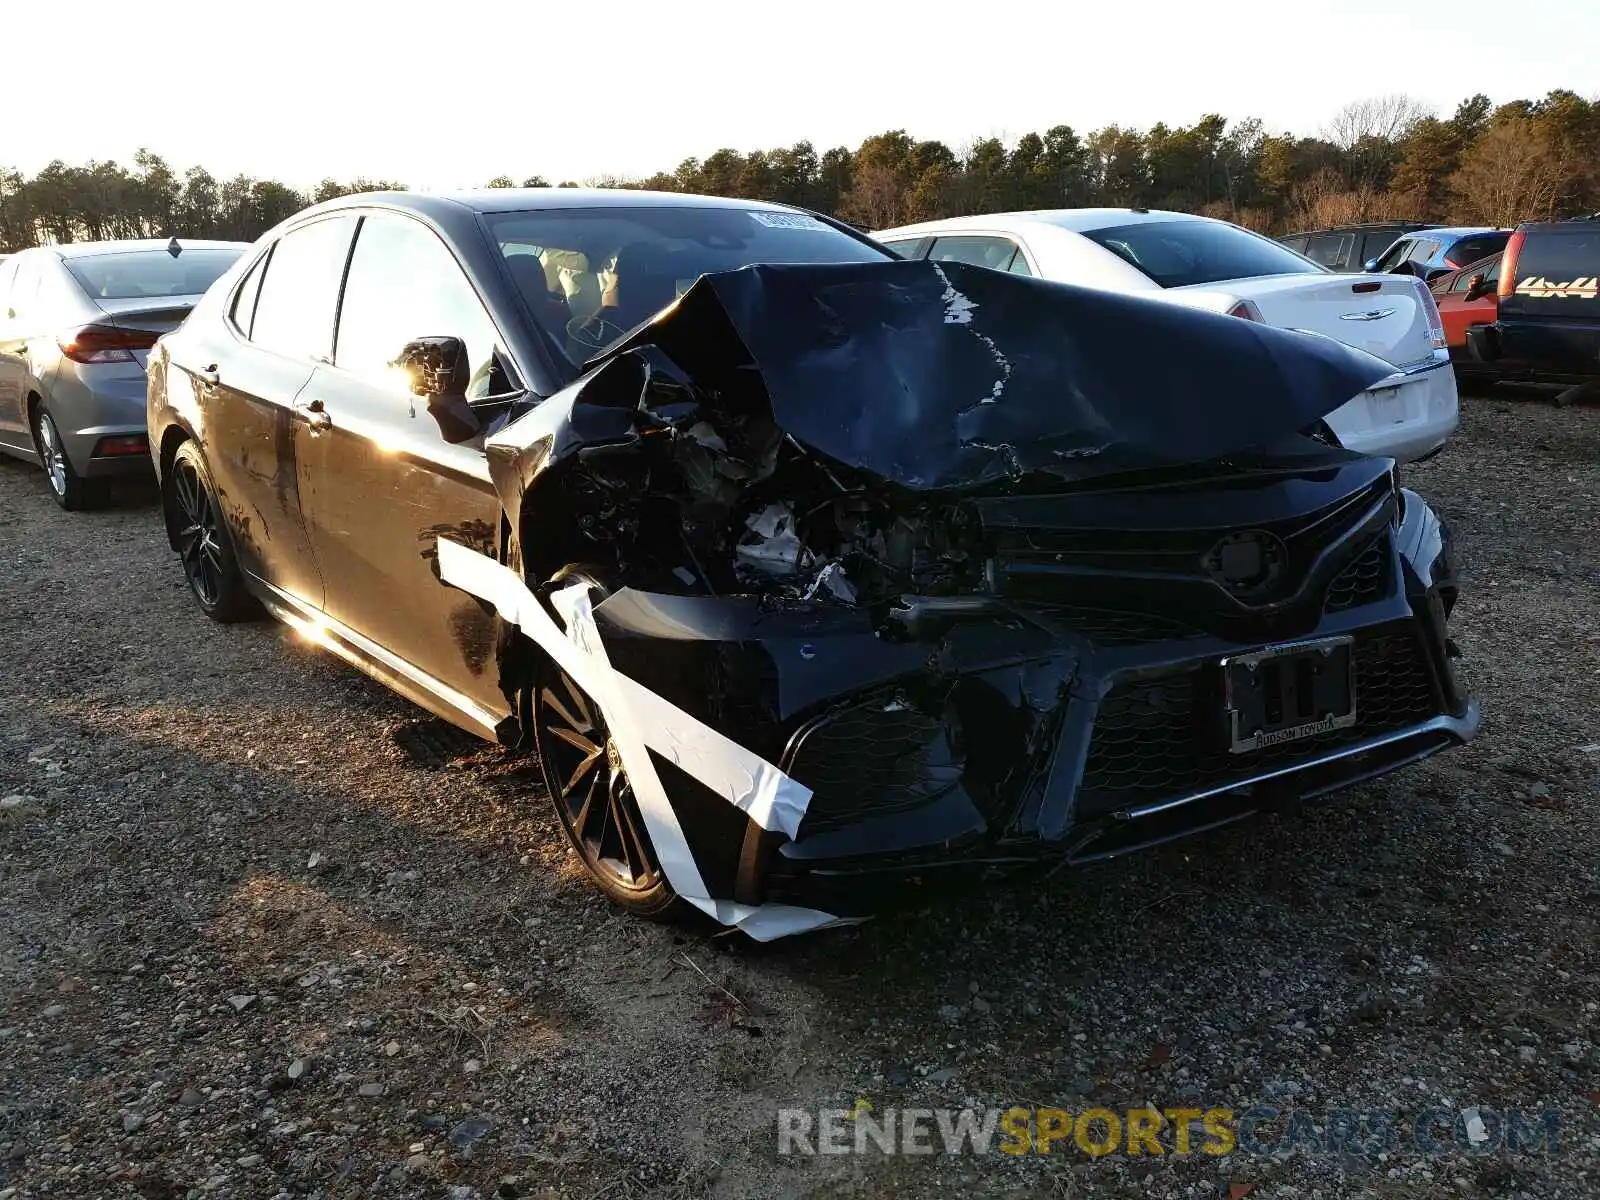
[91,295,204,370]
[1175,273,1437,369]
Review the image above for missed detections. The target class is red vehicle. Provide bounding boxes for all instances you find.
[1430,253,1501,380]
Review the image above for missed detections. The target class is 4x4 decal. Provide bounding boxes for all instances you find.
[1515,275,1599,299]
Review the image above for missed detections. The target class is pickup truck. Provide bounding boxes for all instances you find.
[1467,216,1600,399]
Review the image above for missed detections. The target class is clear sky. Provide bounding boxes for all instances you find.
[13,0,1598,189]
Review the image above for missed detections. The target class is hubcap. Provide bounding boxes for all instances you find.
[538,667,661,891]
[36,414,67,497]
[172,460,225,607]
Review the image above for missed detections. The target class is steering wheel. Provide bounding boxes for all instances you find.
[566,312,629,353]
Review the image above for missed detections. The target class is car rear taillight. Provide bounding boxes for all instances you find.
[1411,278,1448,350]
[1226,299,1264,322]
[57,324,160,364]
[92,434,149,457]
[1498,229,1525,300]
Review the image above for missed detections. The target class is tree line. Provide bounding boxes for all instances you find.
[3,90,1596,251]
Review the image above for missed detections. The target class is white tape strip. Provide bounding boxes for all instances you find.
[436,538,851,941]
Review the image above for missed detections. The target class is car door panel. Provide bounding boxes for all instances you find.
[184,217,357,608]
[293,367,506,715]
[190,344,326,607]
[1435,261,1499,348]
[291,211,518,718]
[0,257,38,450]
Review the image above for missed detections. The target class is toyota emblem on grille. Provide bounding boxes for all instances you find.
[1203,530,1287,599]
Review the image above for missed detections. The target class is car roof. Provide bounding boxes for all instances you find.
[1422,227,1504,240]
[305,188,809,220]
[45,238,250,259]
[878,208,1205,238]
[1282,222,1439,237]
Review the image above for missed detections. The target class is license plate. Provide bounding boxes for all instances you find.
[1221,637,1356,754]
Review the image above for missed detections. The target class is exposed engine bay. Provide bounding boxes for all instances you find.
[494,259,1397,617]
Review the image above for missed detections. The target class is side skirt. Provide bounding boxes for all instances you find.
[249,576,510,742]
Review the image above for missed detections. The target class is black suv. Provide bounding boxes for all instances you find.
[1468,216,1600,397]
[1279,222,1439,273]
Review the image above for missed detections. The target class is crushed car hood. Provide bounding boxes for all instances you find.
[573,259,1399,491]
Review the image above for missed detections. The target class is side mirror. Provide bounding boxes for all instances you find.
[1463,274,1490,302]
[394,336,465,398]
[392,336,482,444]
[1363,258,1380,273]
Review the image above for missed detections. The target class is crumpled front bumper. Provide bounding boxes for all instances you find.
[580,490,1476,917]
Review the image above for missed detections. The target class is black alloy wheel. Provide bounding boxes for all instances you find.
[166,441,257,622]
[532,571,678,917]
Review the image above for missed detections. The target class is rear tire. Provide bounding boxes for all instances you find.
[531,568,680,919]
[32,407,105,511]
[166,440,258,623]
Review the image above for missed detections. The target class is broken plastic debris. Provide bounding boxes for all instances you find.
[802,561,858,604]
[737,503,808,578]
[1462,1107,1489,1145]
[671,565,698,587]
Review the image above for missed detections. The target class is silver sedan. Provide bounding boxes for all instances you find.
[0,239,247,509]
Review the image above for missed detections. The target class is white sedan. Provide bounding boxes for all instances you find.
[873,210,1459,463]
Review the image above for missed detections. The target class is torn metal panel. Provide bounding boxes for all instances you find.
[593,259,1398,490]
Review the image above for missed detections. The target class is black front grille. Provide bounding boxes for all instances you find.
[1325,537,1392,612]
[1045,607,1205,645]
[1079,627,1440,812]
[786,698,961,834]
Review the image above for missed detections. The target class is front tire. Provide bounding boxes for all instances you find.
[531,569,679,919]
[32,407,104,511]
[166,441,258,623]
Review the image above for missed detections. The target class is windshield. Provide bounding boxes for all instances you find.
[1083,220,1324,288]
[486,206,891,369]
[63,248,244,300]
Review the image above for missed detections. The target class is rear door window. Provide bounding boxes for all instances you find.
[1449,233,1509,266]
[335,213,516,399]
[249,216,358,362]
[1511,226,1600,300]
[7,257,44,321]
[927,235,1025,272]
[1301,233,1351,269]
[229,251,269,338]
[1360,231,1399,265]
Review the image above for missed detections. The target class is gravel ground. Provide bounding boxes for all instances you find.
[1,392,1596,1200]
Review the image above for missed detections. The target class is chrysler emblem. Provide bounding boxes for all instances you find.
[1339,308,1396,321]
[1203,530,1287,599]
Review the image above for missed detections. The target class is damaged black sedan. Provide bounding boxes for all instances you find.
[148,190,1477,939]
